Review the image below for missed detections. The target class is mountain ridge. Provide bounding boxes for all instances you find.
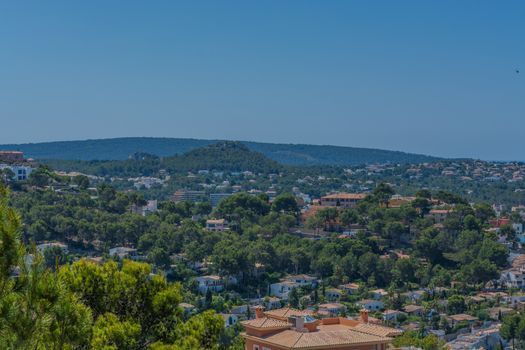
[0,137,441,166]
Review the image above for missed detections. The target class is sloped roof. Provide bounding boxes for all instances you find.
[352,323,403,337]
[241,317,291,329]
[251,328,391,348]
[265,308,314,319]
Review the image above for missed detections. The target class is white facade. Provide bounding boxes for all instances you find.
[196,275,224,293]
[270,281,299,299]
[500,268,525,289]
[357,299,384,311]
[0,164,33,181]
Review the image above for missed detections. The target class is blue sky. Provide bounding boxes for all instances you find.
[0,1,523,160]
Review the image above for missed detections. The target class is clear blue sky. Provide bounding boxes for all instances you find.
[1,1,523,160]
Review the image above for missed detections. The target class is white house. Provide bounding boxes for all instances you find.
[356,299,384,311]
[500,268,525,289]
[339,283,360,294]
[270,281,300,299]
[0,164,33,181]
[318,303,346,316]
[371,288,388,300]
[507,294,525,307]
[264,297,283,310]
[109,247,137,259]
[325,288,343,301]
[221,313,239,328]
[205,219,229,232]
[403,290,426,303]
[383,309,406,322]
[285,274,318,287]
[196,275,224,293]
[403,304,424,317]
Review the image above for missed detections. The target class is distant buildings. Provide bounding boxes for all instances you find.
[447,325,506,350]
[210,193,232,207]
[320,192,367,208]
[270,275,318,299]
[0,164,33,181]
[317,302,346,316]
[427,209,451,224]
[205,219,229,232]
[0,151,33,181]
[195,275,224,293]
[0,151,24,163]
[171,190,206,203]
[109,247,137,259]
[130,200,158,216]
[356,299,384,311]
[36,242,68,254]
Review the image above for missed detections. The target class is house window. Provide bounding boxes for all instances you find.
[263,347,271,350]
[253,345,259,350]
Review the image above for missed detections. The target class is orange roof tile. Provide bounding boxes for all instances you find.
[241,317,291,329]
[352,323,403,337]
[265,308,314,320]
[246,328,391,349]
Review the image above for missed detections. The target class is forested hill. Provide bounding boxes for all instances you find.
[42,142,284,176]
[0,137,440,166]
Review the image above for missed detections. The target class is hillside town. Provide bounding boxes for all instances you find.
[3,146,525,350]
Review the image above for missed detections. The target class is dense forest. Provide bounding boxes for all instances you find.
[0,137,440,165]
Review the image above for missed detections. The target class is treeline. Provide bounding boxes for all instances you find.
[10,177,510,291]
[0,186,238,350]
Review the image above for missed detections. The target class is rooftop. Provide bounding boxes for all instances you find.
[244,328,391,349]
[321,193,367,200]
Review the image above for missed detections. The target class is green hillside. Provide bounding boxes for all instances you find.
[0,137,439,166]
[42,141,283,176]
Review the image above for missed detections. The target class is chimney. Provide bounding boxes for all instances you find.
[360,308,369,323]
[255,306,265,319]
[304,320,318,332]
[295,316,304,331]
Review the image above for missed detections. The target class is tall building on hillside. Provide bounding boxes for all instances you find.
[210,193,232,207]
[171,190,206,203]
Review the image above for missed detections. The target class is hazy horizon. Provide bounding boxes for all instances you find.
[1,1,523,160]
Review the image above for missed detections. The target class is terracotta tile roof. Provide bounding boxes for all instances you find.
[403,305,423,313]
[352,323,403,337]
[253,328,391,348]
[241,317,291,329]
[265,308,314,319]
[448,314,478,322]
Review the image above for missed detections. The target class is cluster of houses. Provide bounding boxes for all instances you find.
[183,269,517,349]
[0,150,34,181]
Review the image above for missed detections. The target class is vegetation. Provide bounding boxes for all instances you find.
[1,137,439,165]
[0,185,233,349]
